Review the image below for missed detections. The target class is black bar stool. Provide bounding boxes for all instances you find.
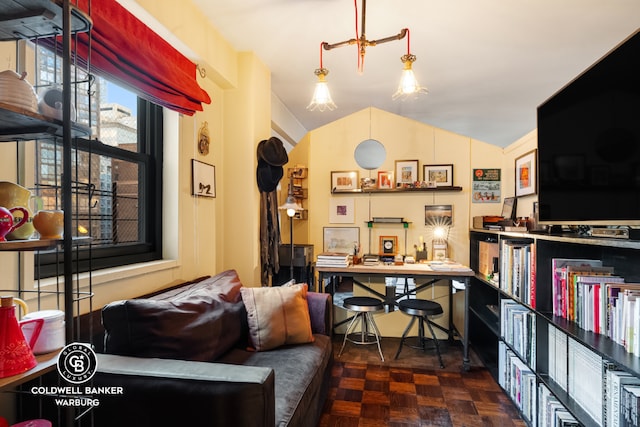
[394,298,445,368]
[338,296,385,361]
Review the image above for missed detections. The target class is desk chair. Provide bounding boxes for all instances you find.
[394,298,445,368]
[338,296,385,361]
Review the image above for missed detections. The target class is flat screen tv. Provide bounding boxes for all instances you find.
[537,29,640,226]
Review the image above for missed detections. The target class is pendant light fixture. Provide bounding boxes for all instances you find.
[307,42,337,112]
[307,0,427,111]
[392,29,428,100]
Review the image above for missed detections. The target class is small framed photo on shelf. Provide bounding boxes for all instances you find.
[377,171,394,189]
[515,149,537,197]
[423,164,454,187]
[323,226,360,253]
[360,177,376,190]
[331,171,359,192]
[379,235,398,255]
[395,159,419,186]
[192,159,216,198]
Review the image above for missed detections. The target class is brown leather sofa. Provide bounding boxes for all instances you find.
[91,270,333,427]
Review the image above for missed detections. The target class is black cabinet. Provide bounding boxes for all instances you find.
[274,244,315,288]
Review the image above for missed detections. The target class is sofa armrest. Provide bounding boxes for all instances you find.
[307,291,332,336]
[91,354,275,427]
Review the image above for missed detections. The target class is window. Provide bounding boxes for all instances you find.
[34,47,163,278]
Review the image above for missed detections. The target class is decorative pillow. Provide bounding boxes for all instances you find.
[102,270,246,361]
[240,283,314,351]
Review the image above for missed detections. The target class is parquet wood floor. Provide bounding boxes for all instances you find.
[317,333,527,427]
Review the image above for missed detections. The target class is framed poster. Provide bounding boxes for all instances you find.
[472,168,501,203]
[379,235,398,255]
[377,171,394,189]
[323,227,360,253]
[192,159,216,198]
[329,197,355,223]
[394,159,419,186]
[423,164,454,187]
[331,171,359,192]
[425,204,453,226]
[515,149,537,197]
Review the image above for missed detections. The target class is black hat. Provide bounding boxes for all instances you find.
[256,158,283,193]
[257,137,288,166]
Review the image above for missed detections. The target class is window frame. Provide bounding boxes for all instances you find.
[35,99,163,278]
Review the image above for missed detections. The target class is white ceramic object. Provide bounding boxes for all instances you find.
[0,70,38,113]
[21,309,65,355]
[38,87,76,121]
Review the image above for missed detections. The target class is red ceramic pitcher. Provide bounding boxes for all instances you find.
[0,296,44,378]
[0,206,29,242]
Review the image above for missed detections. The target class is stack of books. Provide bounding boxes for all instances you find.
[316,252,351,267]
[363,255,379,266]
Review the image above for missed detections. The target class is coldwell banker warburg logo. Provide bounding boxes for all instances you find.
[30,342,124,407]
[57,342,97,384]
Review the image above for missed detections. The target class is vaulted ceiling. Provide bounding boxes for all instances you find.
[192,0,639,147]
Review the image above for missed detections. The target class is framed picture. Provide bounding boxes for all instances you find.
[377,171,394,189]
[192,159,216,198]
[515,149,537,197]
[323,227,360,253]
[395,159,419,186]
[423,164,454,187]
[425,204,453,226]
[331,171,359,192]
[329,197,355,223]
[379,235,398,255]
[360,177,376,190]
[501,196,517,221]
[432,241,448,261]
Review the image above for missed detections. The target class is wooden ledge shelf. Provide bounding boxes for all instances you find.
[0,236,91,251]
[0,350,59,391]
[332,186,463,194]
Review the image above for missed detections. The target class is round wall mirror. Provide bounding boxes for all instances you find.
[354,139,386,170]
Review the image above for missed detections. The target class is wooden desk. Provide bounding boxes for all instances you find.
[317,262,474,371]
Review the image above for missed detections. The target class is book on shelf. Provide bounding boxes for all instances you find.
[605,365,640,427]
[539,382,578,427]
[500,239,536,307]
[573,273,624,334]
[548,323,568,392]
[551,258,603,317]
[568,337,603,425]
[620,384,640,427]
[499,341,536,424]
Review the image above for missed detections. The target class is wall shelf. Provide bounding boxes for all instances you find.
[332,186,462,194]
[0,0,92,41]
[0,103,91,142]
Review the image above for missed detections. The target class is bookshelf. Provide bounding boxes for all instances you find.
[469,229,640,427]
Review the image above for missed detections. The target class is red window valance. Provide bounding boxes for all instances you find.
[42,0,211,115]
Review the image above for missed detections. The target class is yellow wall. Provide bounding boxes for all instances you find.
[283,108,537,336]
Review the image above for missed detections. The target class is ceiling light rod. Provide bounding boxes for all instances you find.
[322,0,408,73]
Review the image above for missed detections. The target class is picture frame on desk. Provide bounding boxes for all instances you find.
[377,171,394,189]
[379,235,398,255]
[423,164,454,187]
[394,159,419,186]
[331,170,359,192]
[323,226,360,253]
[432,241,448,261]
[515,149,537,197]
